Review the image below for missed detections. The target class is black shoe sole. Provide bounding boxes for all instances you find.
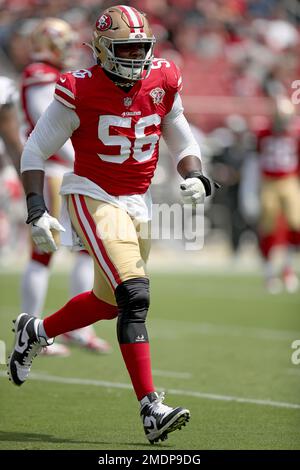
[7,315,32,386]
[149,411,190,445]
[7,319,23,386]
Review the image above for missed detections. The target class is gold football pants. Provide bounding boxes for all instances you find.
[260,175,300,235]
[68,194,151,305]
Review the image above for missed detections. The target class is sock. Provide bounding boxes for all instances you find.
[288,230,300,247]
[69,252,97,340]
[43,291,117,338]
[21,260,50,317]
[31,251,52,267]
[38,321,50,341]
[283,245,294,272]
[263,259,277,280]
[259,234,274,259]
[140,392,159,407]
[120,342,155,401]
[70,252,93,296]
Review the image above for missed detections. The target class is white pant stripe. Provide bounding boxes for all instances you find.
[74,194,118,289]
[121,5,142,31]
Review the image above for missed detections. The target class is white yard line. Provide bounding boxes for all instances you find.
[1,370,299,410]
[152,369,192,379]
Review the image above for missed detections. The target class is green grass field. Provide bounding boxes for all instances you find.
[0,271,300,450]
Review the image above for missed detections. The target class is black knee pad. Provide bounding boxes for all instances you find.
[115,277,150,343]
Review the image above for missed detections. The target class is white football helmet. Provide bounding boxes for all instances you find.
[30,18,76,69]
[91,5,156,81]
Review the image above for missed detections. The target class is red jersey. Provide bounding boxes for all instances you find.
[256,127,300,178]
[21,61,67,167]
[54,59,182,196]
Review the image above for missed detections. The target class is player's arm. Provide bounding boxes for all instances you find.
[162,93,215,204]
[26,83,75,164]
[21,99,79,252]
[0,103,23,174]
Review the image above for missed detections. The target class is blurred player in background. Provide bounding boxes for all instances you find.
[0,76,23,171]
[20,18,111,354]
[6,5,218,443]
[0,76,24,257]
[256,97,300,293]
[210,115,253,255]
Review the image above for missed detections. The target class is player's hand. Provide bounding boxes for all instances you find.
[180,173,220,205]
[31,211,65,253]
[180,177,207,205]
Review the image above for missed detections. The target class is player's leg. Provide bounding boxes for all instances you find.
[70,251,94,295]
[69,195,155,401]
[21,250,51,317]
[8,267,117,386]
[281,176,300,292]
[131,220,189,441]
[259,178,282,293]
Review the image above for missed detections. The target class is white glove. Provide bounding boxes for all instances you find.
[31,211,65,253]
[180,177,206,205]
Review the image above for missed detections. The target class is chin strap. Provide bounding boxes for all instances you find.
[113,81,134,88]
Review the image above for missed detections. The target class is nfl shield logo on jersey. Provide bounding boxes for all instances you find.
[124,97,132,107]
[150,88,165,105]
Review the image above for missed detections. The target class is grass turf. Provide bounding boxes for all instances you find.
[0,271,299,450]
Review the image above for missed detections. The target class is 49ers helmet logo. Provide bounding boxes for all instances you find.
[96,14,112,31]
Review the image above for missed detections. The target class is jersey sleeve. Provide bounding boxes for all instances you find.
[163,60,183,94]
[54,73,76,110]
[159,60,183,114]
[22,63,58,88]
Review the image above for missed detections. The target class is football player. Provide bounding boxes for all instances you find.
[257,97,300,293]
[0,76,24,254]
[20,17,111,354]
[0,76,23,172]
[8,6,213,443]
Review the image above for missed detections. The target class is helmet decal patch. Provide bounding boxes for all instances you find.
[96,14,112,32]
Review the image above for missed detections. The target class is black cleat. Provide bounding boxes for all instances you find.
[140,392,190,444]
[7,313,52,386]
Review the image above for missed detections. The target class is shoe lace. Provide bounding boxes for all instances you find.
[150,392,173,417]
[22,341,42,367]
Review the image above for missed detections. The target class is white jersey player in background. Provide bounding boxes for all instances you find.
[0,76,24,259]
[20,18,112,355]
[0,76,23,171]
